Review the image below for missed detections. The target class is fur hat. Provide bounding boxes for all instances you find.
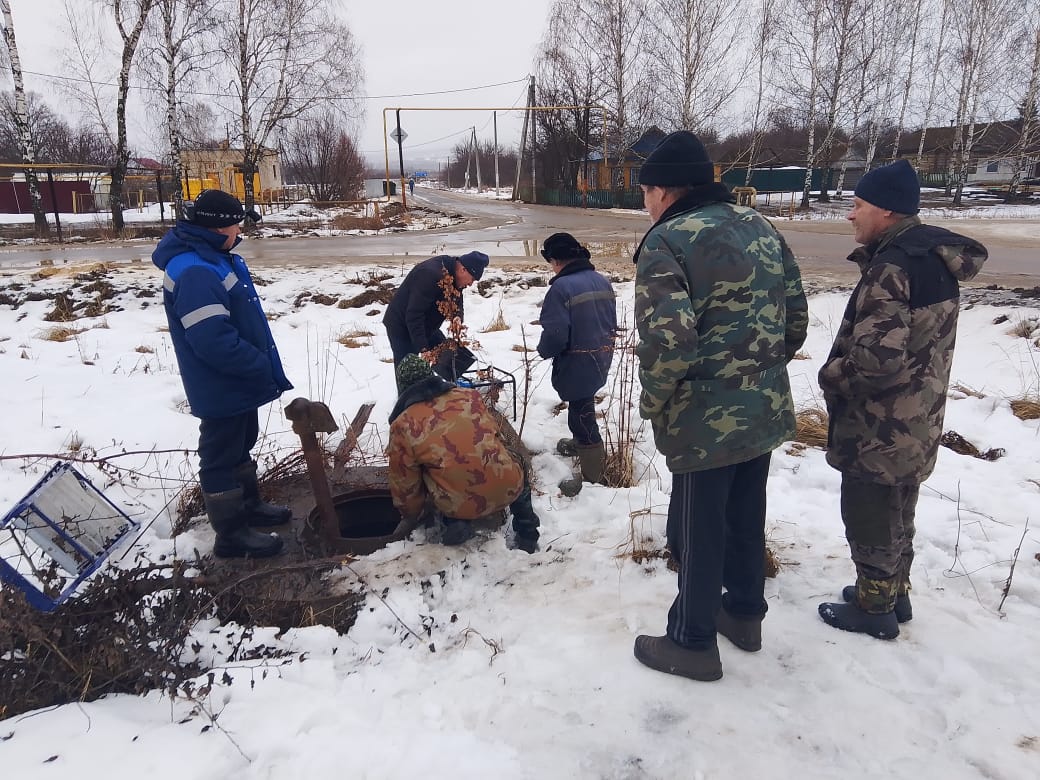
[186,189,261,228]
[458,251,489,280]
[638,131,715,187]
[854,160,920,215]
[541,232,591,262]
[396,353,434,390]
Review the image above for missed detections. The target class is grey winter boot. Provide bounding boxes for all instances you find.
[509,485,540,554]
[633,635,723,682]
[576,442,606,484]
[556,438,577,457]
[204,487,284,559]
[715,605,763,652]
[232,460,291,527]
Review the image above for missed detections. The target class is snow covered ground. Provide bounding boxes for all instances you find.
[0,259,1039,778]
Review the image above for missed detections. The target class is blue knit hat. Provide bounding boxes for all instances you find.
[854,160,920,215]
[458,251,489,280]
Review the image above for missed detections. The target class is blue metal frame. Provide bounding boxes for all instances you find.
[0,462,140,611]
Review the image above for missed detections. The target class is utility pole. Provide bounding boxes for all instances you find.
[493,111,500,198]
[513,76,535,201]
[529,77,537,204]
[394,108,407,207]
[471,126,483,191]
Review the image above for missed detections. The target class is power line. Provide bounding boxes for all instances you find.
[20,68,530,101]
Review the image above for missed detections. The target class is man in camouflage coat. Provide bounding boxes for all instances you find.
[386,354,541,552]
[817,159,987,640]
[630,131,808,681]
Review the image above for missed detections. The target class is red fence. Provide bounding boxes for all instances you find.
[0,180,93,214]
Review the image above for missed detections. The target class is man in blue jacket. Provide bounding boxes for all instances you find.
[152,189,293,558]
[537,232,617,487]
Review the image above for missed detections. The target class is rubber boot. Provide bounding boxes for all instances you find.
[509,485,540,554]
[820,576,899,639]
[441,517,476,546]
[556,438,577,457]
[715,604,763,652]
[843,584,912,623]
[204,487,284,559]
[576,442,606,484]
[232,460,291,527]
[633,635,723,682]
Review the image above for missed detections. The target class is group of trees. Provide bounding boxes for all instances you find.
[0,0,366,237]
[534,0,1040,206]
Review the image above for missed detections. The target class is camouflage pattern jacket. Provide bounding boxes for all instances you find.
[820,218,987,485]
[387,376,524,521]
[634,191,809,474]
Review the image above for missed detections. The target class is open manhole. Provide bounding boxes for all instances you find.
[308,488,404,556]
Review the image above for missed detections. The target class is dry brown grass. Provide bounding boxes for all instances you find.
[481,309,509,333]
[511,344,534,352]
[1010,398,1040,420]
[134,345,154,354]
[331,213,384,231]
[951,383,986,399]
[792,351,812,360]
[337,329,374,349]
[1007,318,1039,339]
[39,326,86,342]
[794,408,829,448]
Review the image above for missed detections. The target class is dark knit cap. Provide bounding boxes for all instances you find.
[186,189,262,228]
[396,353,434,390]
[541,232,591,262]
[458,251,489,280]
[854,160,920,215]
[638,131,715,187]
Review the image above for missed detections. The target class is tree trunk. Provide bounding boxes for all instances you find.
[1,2,50,238]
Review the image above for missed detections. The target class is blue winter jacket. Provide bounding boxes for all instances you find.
[537,259,617,400]
[152,222,292,419]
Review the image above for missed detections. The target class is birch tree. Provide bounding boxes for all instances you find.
[1008,6,1040,194]
[743,0,776,184]
[647,0,744,134]
[215,0,363,213]
[145,0,214,217]
[1,1,49,237]
[915,0,951,170]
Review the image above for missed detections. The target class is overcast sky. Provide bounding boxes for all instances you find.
[5,0,555,168]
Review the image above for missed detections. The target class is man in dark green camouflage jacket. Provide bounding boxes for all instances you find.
[817,159,987,640]
[630,131,808,682]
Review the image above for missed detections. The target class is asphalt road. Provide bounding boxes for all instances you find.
[1,187,1037,286]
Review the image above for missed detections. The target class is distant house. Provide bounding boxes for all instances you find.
[180,144,284,201]
[896,119,1040,184]
[579,126,669,190]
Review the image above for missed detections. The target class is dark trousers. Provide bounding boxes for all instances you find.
[841,474,919,592]
[198,410,259,493]
[386,326,473,385]
[666,453,771,649]
[567,396,601,445]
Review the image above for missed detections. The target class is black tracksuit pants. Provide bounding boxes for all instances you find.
[666,452,772,650]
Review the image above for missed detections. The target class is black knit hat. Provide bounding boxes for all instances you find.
[185,189,262,228]
[854,160,920,215]
[638,130,714,187]
[458,251,489,280]
[396,353,434,390]
[541,232,591,262]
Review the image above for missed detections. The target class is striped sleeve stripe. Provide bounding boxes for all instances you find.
[181,304,230,329]
[163,272,176,293]
[564,290,615,309]
[223,272,239,291]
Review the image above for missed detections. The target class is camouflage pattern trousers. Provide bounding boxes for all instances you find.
[840,474,920,613]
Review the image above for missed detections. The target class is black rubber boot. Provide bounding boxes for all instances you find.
[843,584,913,623]
[441,517,476,546]
[509,485,540,554]
[204,488,284,559]
[232,460,291,527]
[715,605,763,652]
[818,601,899,640]
[633,635,723,682]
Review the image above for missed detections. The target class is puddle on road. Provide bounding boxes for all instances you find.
[453,239,637,259]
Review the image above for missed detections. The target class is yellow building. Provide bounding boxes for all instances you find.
[180,145,283,202]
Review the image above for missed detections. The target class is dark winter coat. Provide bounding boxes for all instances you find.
[383,256,465,354]
[820,218,988,485]
[536,258,617,400]
[634,187,809,474]
[387,376,523,521]
[152,222,292,419]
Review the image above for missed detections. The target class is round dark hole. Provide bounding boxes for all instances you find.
[333,490,402,539]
